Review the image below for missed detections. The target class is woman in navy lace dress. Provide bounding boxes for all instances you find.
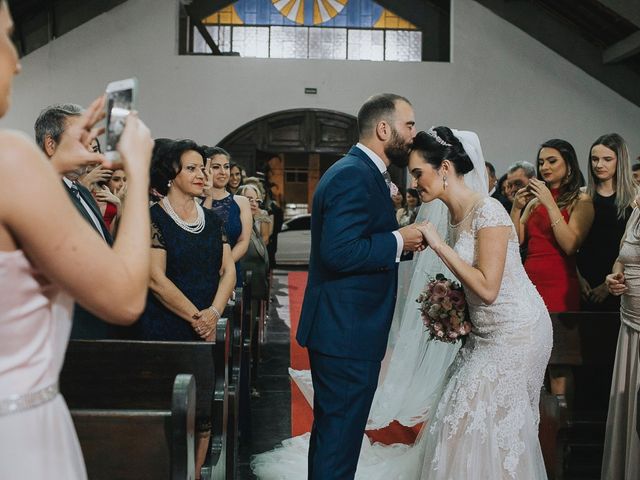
[137,140,236,341]
[202,146,252,287]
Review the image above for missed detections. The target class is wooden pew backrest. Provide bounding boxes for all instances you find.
[72,374,195,480]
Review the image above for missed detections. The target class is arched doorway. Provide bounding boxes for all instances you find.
[218,108,357,214]
[219,108,406,213]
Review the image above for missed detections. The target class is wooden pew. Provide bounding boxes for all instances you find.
[60,318,230,480]
[71,374,195,480]
[225,293,243,480]
[244,270,261,385]
[241,271,254,436]
[540,311,620,480]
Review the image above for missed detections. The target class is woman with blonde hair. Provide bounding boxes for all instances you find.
[241,180,272,245]
[577,133,635,311]
[236,184,270,321]
[602,189,640,479]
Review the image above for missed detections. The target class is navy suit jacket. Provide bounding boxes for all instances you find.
[64,181,115,339]
[64,182,113,245]
[296,146,400,362]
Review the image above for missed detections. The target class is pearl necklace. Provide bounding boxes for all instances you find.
[162,197,205,234]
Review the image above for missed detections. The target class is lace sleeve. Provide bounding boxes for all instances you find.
[473,198,513,231]
[150,221,166,249]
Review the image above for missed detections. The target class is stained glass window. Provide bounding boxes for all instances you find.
[191,0,422,61]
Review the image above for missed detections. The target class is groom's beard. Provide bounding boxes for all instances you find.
[385,128,411,168]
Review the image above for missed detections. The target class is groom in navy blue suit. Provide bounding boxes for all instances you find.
[296,94,425,479]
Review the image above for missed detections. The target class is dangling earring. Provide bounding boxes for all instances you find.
[167,180,173,188]
[443,175,448,190]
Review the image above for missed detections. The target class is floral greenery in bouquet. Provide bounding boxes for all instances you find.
[416,273,471,343]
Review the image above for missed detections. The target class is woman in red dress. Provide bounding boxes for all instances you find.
[511,139,594,398]
[88,166,126,234]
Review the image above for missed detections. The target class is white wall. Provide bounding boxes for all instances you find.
[3,0,640,175]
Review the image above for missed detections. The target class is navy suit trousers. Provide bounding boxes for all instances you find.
[308,350,381,480]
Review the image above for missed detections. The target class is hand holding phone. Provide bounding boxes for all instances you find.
[105,78,138,162]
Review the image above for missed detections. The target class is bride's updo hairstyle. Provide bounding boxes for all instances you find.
[410,127,474,175]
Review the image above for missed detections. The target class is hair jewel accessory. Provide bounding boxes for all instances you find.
[427,127,452,147]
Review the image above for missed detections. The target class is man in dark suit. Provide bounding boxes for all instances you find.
[35,104,114,339]
[296,94,425,479]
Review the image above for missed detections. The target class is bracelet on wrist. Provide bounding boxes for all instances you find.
[208,305,221,320]
[550,217,563,229]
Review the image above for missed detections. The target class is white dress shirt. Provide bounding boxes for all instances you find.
[356,143,404,262]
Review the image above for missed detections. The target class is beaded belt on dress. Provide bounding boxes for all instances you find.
[0,382,59,416]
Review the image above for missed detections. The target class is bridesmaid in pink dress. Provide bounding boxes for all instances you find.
[0,4,156,477]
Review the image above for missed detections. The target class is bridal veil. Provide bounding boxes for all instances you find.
[366,129,489,428]
[290,129,489,430]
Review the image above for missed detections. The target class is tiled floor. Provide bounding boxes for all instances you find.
[238,270,294,479]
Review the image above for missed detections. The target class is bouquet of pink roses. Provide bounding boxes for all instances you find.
[417,273,471,343]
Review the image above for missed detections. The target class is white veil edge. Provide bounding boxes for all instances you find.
[290,129,489,430]
[365,128,489,429]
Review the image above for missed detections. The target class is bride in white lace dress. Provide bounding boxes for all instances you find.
[253,128,551,479]
[404,128,551,478]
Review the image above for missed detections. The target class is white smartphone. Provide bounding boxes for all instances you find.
[104,77,138,161]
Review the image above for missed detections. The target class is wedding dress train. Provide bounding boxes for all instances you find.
[253,198,552,479]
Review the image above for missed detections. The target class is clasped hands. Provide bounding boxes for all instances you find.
[192,306,219,340]
[399,221,443,253]
[579,276,609,303]
[605,272,627,297]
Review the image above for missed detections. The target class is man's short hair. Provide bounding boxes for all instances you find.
[632,163,640,172]
[357,93,410,138]
[507,161,536,178]
[34,103,83,152]
[485,161,496,178]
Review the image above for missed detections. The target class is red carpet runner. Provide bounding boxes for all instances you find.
[288,272,421,444]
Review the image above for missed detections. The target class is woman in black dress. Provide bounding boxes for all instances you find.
[577,133,636,311]
[137,139,236,340]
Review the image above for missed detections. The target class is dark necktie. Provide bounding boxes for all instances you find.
[68,182,109,243]
[69,182,82,200]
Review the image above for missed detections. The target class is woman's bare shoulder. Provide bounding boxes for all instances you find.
[234,194,250,208]
[571,191,594,210]
[576,191,593,203]
[0,129,44,169]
